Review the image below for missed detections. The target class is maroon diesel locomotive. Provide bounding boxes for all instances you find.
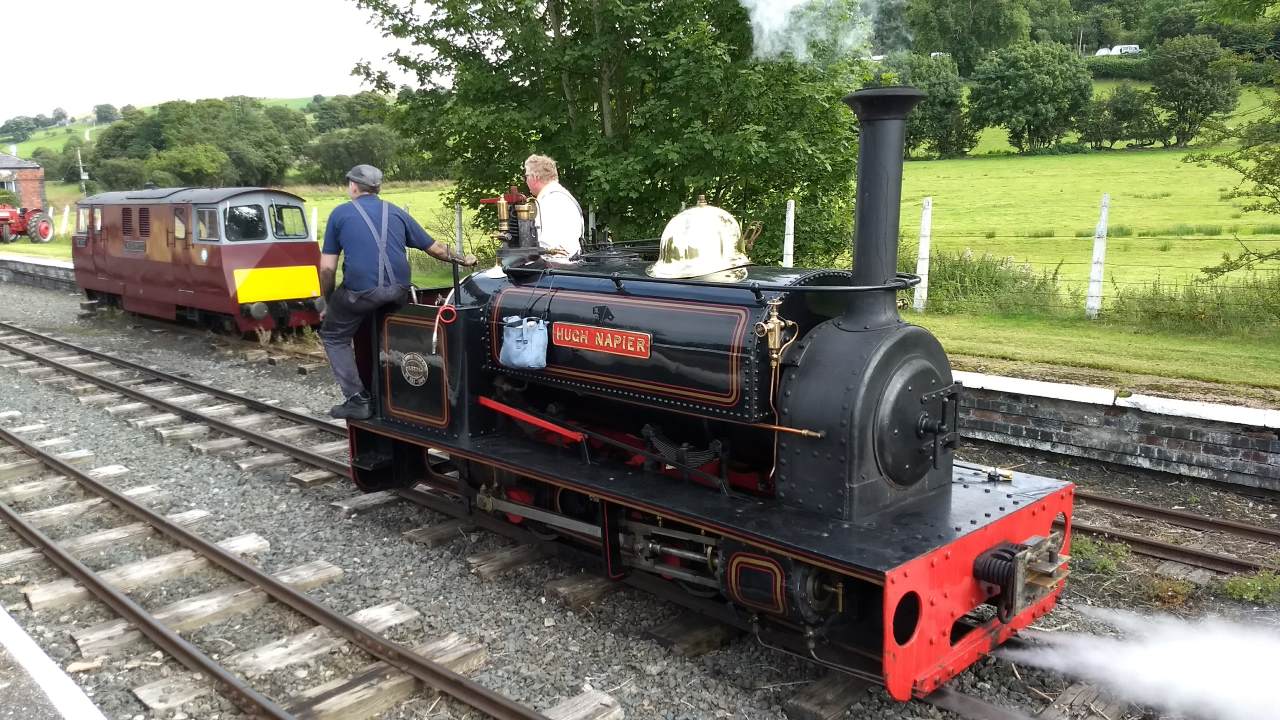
[72,187,324,333]
[342,88,1075,701]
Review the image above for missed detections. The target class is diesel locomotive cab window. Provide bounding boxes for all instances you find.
[197,208,219,241]
[173,208,187,240]
[270,204,308,239]
[224,204,268,242]
[76,208,88,233]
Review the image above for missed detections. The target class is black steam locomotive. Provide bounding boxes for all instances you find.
[345,87,1074,701]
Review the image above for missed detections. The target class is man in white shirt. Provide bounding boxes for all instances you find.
[523,154,583,259]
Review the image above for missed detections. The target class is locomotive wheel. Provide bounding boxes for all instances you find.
[26,212,53,243]
[0,224,11,243]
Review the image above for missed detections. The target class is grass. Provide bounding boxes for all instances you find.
[10,122,98,158]
[1218,570,1280,605]
[912,313,1280,388]
[1068,536,1130,575]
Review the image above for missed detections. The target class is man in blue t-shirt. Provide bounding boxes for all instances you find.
[319,164,476,419]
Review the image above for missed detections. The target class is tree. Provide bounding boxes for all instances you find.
[1150,35,1240,146]
[51,108,68,125]
[93,157,149,190]
[93,96,294,186]
[302,124,403,183]
[356,0,867,264]
[1075,98,1114,149]
[30,147,67,179]
[1106,83,1164,146]
[264,106,316,158]
[969,41,1094,152]
[1028,0,1078,45]
[1141,0,1211,45]
[146,144,235,186]
[906,0,1030,76]
[872,0,912,54]
[884,53,977,157]
[94,104,120,124]
[0,117,37,142]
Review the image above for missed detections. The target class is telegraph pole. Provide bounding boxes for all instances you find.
[76,147,87,196]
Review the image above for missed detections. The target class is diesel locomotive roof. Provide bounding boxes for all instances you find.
[79,187,306,206]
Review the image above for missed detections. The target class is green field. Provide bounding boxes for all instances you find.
[11,121,98,158]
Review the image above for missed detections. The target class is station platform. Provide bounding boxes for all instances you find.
[0,607,105,720]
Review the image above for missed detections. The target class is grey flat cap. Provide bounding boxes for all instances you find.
[346,164,383,187]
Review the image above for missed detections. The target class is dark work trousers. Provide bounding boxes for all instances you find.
[320,284,408,399]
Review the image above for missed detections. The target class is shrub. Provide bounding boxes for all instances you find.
[1085,55,1153,80]
[1108,272,1280,333]
[916,249,1073,315]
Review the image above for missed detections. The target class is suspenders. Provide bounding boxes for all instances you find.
[349,199,393,288]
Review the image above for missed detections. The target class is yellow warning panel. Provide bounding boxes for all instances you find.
[232,266,321,303]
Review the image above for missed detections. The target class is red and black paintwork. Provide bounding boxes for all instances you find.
[341,87,1074,701]
[71,187,321,333]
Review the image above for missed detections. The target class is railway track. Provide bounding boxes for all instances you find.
[0,318,1262,719]
[0,415,613,720]
[3,318,1275,577]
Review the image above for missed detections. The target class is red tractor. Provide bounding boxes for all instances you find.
[0,205,54,243]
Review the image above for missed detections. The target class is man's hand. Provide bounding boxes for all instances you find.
[458,253,478,267]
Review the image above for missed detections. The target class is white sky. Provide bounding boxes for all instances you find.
[7,0,411,119]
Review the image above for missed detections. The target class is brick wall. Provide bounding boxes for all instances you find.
[959,388,1280,491]
[15,167,45,210]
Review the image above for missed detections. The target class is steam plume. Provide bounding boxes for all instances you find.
[737,0,873,61]
[1001,607,1280,720]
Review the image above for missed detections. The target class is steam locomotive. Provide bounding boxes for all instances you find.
[345,87,1074,701]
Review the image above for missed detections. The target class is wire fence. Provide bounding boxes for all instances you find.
[902,194,1280,334]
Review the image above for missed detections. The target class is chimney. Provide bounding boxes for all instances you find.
[841,86,925,329]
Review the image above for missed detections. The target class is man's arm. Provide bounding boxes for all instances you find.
[405,211,476,266]
[320,253,338,299]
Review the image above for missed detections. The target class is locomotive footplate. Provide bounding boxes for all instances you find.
[349,418,1073,699]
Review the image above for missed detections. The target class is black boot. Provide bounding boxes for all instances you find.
[330,391,372,420]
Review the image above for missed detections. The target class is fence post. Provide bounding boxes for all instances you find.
[588,205,596,244]
[455,202,464,253]
[782,199,795,268]
[309,206,319,243]
[58,205,70,236]
[913,197,933,313]
[1085,193,1110,319]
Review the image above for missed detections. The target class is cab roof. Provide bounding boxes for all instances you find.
[79,187,306,206]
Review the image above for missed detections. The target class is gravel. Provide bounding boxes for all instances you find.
[0,280,1275,720]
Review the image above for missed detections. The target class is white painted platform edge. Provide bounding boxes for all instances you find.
[0,254,74,270]
[0,606,107,720]
[954,371,1280,430]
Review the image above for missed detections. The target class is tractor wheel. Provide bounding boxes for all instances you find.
[0,224,12,244]
[25,212,53,243]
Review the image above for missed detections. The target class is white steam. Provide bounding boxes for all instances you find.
[737,0,872,61]
[1002,607,1280,720]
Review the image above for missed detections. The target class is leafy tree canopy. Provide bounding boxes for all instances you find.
[906,0,1030,75]
[969,41,1094,152]
[1150,34,1240,146]
[356,0,871,265]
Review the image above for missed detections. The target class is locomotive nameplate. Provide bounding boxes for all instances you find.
[551,322,651,359]
[491,288,753,412]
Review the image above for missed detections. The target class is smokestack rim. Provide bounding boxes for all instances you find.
[843,86,926,122]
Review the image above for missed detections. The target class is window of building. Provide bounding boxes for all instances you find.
[224,204,268,242]
[197,208,219,241]
[121,207,134,237]
[0,180,14,193]
[270,204,308,239]
[138,207,151,237]
[174,208,187,240]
